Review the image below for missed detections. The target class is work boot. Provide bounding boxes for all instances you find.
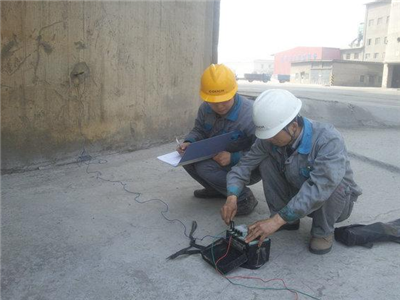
[309,234,334,255]
[278,220,300,231]
[236,194,258,216]
[193,189,225,199]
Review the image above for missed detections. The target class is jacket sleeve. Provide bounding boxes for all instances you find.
[184,105,207,143]
[278,134,347,222]
[229,99,257,166]
[227,139,269,197]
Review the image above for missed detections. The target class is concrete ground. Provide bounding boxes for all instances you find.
[2,126,400,300]
[2,85,400,299]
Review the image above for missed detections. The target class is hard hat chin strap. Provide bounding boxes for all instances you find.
[283,124,297,145]
[283,115,301,146]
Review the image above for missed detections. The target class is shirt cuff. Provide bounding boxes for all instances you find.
[278,206,300,222]
[229,152,242,167]
[227,186,241,197]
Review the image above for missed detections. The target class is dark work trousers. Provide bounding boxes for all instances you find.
[183,159,261,202]
[258,156,357,238]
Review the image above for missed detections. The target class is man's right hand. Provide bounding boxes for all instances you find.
[221,195,238,225]
[176,142,191,154]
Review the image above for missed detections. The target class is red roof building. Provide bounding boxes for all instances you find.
[273,47,341,76]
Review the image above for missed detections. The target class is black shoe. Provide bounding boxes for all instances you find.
[236,194,258,216]
[278,220,300,231]
[193,189,225,199]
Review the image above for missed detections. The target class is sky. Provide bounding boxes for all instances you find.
[218,0,367,65]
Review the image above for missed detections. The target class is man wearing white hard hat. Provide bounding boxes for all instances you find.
[221,89,362,254]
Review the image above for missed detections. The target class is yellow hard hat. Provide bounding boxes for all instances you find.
[200,64,238,103]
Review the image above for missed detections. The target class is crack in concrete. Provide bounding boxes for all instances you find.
[363,208,400,223]
[348,151,400,174]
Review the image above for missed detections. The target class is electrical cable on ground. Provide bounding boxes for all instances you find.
[79,155,221,242]
[78,153,320,300]
[211,238,320,300]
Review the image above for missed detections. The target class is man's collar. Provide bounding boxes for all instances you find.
[226,94,241,121]
[291,127,304,150]
[297,117,313,154]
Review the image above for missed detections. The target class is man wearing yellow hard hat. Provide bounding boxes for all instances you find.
[177,64,260,216]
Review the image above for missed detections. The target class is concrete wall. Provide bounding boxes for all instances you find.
[332,61,383,87]
[1,1,219,172]
[290,63,312,84]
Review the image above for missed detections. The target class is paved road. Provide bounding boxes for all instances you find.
[238,81,400,131]
[238,81,400,107]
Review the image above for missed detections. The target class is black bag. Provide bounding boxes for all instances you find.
[334,219,400,248]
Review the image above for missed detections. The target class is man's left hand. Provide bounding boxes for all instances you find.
[245,214,287,247]
[213,151,231,166]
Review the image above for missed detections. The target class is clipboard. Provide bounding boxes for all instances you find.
[157,132,237,167]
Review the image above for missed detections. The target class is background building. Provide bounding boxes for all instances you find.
[363,0,391,63]
[381,0,400,88]
[361,0,399,87]
[273,47,341,77]
[291,60,383,87]
[340,23,364,61]
[288,0,399,88]
[341,47,364,61]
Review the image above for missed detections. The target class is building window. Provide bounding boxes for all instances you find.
[369,75,375,84]
[360,75,365,83]
[375,37,380,44]
[354,53,359,59]
[387,16,390,23]
[365,53,370,59]
[367,39,372,46]
[369,19,374,26]
[377,17,383,25]
[346,53,351,59]
[378,76,382,83]
[374,53,379,59]
[384,37,388,44]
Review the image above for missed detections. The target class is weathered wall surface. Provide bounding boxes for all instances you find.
[1,0,219,171]
[333,62,383,87]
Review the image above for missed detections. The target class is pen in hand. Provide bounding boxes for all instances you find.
[176,137,183,154]
[176,137,188,155]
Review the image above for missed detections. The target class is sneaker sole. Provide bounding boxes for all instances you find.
[278,222,300,231]
[309,245,332,255]
[193,190,226,199]
[193,194,226,199]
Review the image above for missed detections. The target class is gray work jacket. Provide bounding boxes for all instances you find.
[227,118,362,222]
[184,94,256,166]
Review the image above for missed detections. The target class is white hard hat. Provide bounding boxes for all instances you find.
[253,89,302,139]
